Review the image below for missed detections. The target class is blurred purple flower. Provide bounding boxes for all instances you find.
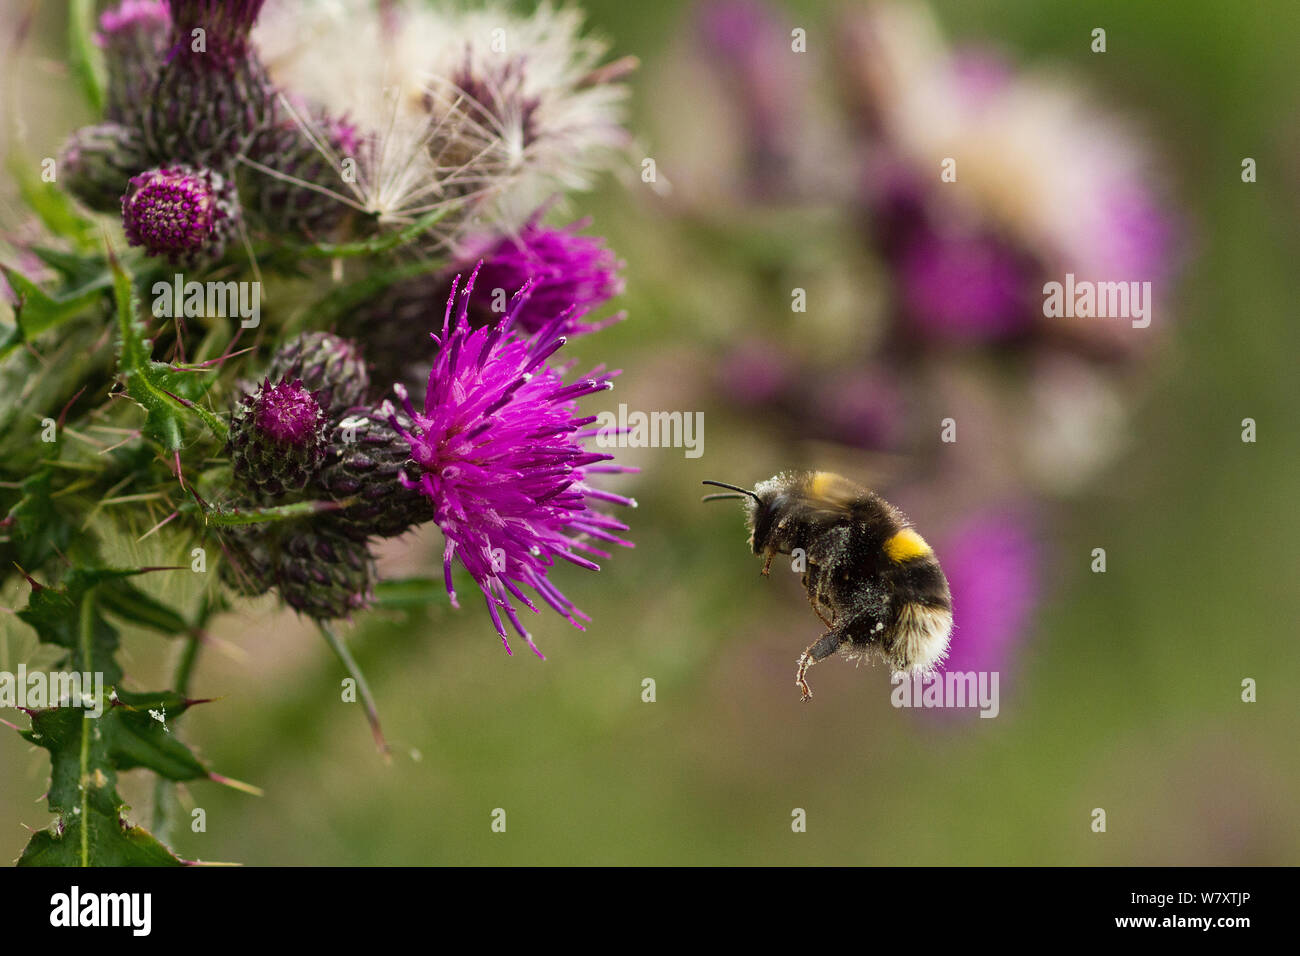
[716,338,795,406]
[389,268,635,656]
[936,508,1040,676]
[842,2,1174,346]
[696,0,803,196]
[99,0,168,36]
[806,368,907,449]
[897,228,1039,341]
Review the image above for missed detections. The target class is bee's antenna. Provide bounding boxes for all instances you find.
[701,480,759,503]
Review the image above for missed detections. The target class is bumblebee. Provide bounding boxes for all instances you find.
[703,471,953,701]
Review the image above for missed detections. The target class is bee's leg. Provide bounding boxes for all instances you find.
[796,631,841,702]
[761,550,774,576]
[802,566,834,628]
[806,590,833,629]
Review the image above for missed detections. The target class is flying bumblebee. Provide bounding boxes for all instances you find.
[703,471,953,701]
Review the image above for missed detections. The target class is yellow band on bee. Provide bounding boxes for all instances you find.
[884,528,931,563]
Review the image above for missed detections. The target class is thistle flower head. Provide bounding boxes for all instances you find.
[242,107,364,241]
[219,519,374,620]
[422,2,635,224]
[387,267,634,655]
[141,1,273,168]
[164,0,266,66]
[264,331,370,415]
[120,165,235,262]
[229,378,328,497]
[254,379,322,444]
[459,217,625,335]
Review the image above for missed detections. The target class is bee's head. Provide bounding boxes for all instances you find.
[701,478,786,555]
[747,484,791,555]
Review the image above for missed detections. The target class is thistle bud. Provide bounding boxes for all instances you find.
[243,111,362,242]
[276,523,375,619]
[265,332,370,416]
[219,520,375,620]
[120,165,238,263]
[142,0,273,168]
[60,123,148,214]
[228,379,327,497]
[314,406,437,540]
[96,0,170,126]
[217,521,275,597]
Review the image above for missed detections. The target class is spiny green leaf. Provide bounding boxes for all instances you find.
[17,572,125,686]
[3,469,75,568]
[0,265,109,359]
[15,567,189,683]
[111,251,228,448]
[14,573,220,867]
[106,691,210,780]
[19,812,183,867]
[5,152,98,250]
[97,576,192,636]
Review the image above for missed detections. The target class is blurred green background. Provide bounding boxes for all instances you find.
[1,0,1297,864]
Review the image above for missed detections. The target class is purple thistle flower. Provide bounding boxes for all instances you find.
[387,267,635,657]
[458,218,625,336]
[120,165,235,262]
[254,379,323,445]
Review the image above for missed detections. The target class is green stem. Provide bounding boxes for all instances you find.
[201,497,357,527]
[293,207,450,259]
[77,589,95,868]
[319,622,390,758]
[152,632,203,840]
[68,0,106,114]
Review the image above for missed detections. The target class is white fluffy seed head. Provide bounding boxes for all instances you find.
[253,0,631,235]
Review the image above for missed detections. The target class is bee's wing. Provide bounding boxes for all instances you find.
[803,471,872,516]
